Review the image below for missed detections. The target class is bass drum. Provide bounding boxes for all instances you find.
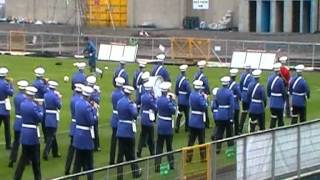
[148,76,164,98]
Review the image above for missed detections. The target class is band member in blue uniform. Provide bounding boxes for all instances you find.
[229,69,241,135]
[9,80,28,167]
[267,63,286,128]
[210,88,219,140]
[0,67,14,150]
[14,86,43,180]
[289,64,310,124]
[186,80,208,162]
[214,76,234,153]
[71,62,86,90]
[113,60,129,87]
[137,81,157,157]
[42,81,62,160]
[116,85,142,179]
[247,70,267,132]
[155,82,176,172]
[239,64,253,133]
[133,61,146,90]
[72,86,97,180]
[65,83,83,175]
[83,37,97,73]
[193,60,210,128]
[109,77,125,165]
[175,65,191,133]
[151,54,171,82]
[136,71,150,112]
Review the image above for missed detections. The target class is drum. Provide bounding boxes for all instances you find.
[148,76,164,98]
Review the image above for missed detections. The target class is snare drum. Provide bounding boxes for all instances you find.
[148,76,164,98]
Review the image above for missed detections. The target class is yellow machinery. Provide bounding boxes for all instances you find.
[9,31,26,52]
[86,0,127,27]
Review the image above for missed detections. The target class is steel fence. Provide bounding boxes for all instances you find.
[0,31,320,67]
[52,119,320,180]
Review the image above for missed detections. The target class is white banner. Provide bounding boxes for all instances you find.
[193,0,209,10]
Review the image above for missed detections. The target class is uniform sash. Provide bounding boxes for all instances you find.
[155,66,163,76]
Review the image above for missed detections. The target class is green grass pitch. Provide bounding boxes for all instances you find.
[0,55,318,179]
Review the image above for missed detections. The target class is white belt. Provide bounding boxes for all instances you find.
[252,99,262,103]
[179,91,188,95]
[158,115,172,121]
[213,110,218,113]
[191,111,204,115]
[76,125,90,131]
[142,110,150,114]
[16,115,22,118]
[0,100,5,104]
[119,120,133,124]
[112,110,118,114]
[46,110,58,114]
[233,95,237,98]
[219,105,230,108]
[271,93,282,97]
[71,119,76,122]
[292,92,305,96]
[243,87,248,91]
[22,123,37,129]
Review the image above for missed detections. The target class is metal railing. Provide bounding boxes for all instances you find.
[52,119,320,180]
[1,31,320,67]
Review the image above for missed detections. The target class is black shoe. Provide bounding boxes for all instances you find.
[43,154,48,161]
[94,148,101,152]
[8,161,13,168]
[175,129,179,133]
[137,152,141,158]
[133,168,142,178]
[53,154,61,158]
[6,146,11,150]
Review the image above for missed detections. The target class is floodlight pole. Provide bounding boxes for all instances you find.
[76,0,81,55]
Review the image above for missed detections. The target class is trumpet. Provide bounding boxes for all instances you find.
[54,90,63,99]
[5,77,13,84]
[34,98,44,106]
[167,92,176,101]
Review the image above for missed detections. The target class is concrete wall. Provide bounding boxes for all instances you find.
[186,0,239,28]
[129,0,185,28]
[5,0,77,24]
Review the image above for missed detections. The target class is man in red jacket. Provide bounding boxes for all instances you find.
[279,56,291,117]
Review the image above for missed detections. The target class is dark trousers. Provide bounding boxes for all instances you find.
[65,137,75,175]
[291,106,306,124]
[72,149,94,180]
[233,109,240,135]
[109,128,117,165]
[239,102,249,133]
[93,123,100,150]
[285,93,290,116]
[89,61,96,73]
[249,113,265,132]
[117,137,140,180]
[14,144,41,180]
[137,125,155,157]
[205,108,209,128]
[186,127,206,162]
[0,114,11,149]
[270,108,284,128]
[43,127,59,157]
[155,134,174,172]
[214,121,233,153]
[10,131,21,163]
[175,105,189,132]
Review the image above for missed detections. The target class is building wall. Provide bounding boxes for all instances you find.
[186,0,239,28]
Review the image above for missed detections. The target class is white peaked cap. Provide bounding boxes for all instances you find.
[193,80,204,89]
[86,75,97,85]
[221,76,231,85]
[34,67,45,76]
[230,69,239,76]
[25,86,38,96]
[179,64,188,72]
[82,86,94,96]
[120,59,126,64]
[141,71,150,81]
[48,80,58,89]
[115,77,125,86]
[0,67,8,77]
[74,83,84,92]
[212,88,219,96]
[160,82,172,92]
[143,81,153,90]
[279,56,288,63]
[197,60,206,68]
[77,62,86,69]
[252,69,262,78]
[139,61,147,67]
[273,63,281,71]
[295,64,305,73]
[123,85,134,94]
[244,63,251,69]
[156,54,166,61]
[17,80,29,90]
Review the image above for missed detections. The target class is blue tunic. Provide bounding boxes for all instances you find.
[140,90,157,127]
[116,96,138,138]
[44,89,62,128]
[13,91,27,131]
[215,87,234,121]
[156,94,176,135]
[113,66,129,87]
[289,75,310,107]
[110,87,125,128]
[267,73,286,109]
[69,92,82,136]
[189,90,207,129]
[175,74,191,106]
[194,70,210,94]
[247,80,267,114]
[151,64,171,82]
[0,78,14,116]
